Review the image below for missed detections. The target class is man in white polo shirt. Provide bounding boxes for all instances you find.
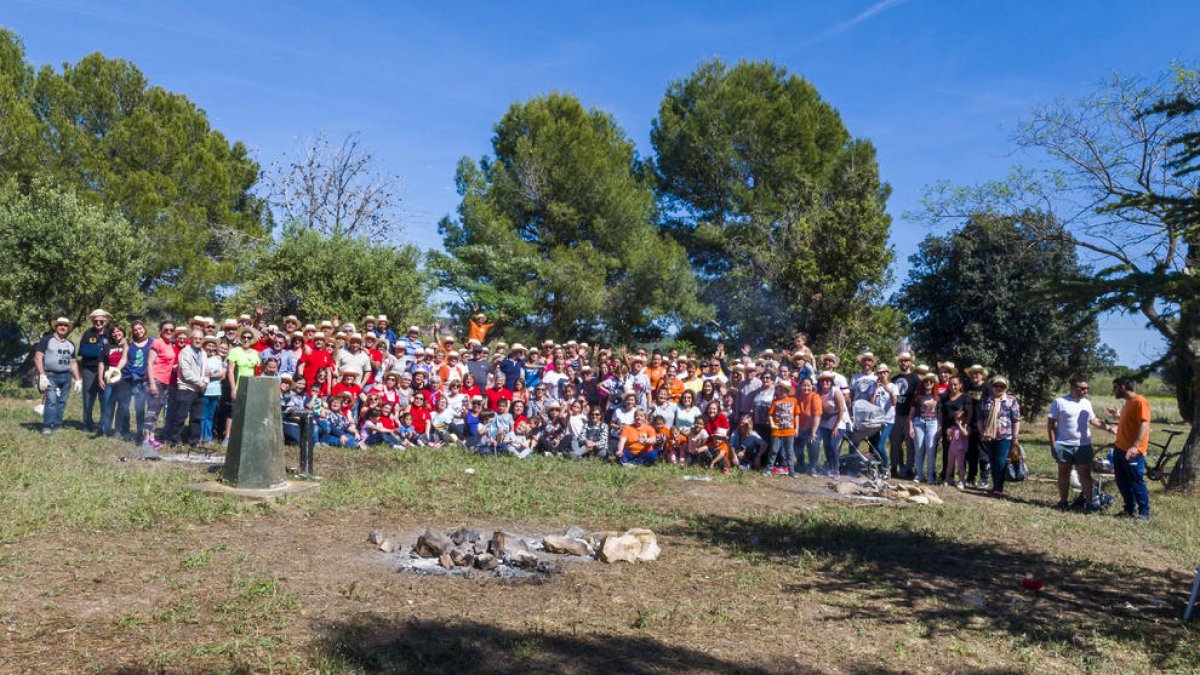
[1047,375,1108,511]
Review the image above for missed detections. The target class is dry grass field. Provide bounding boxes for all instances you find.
[0,388,1196,674]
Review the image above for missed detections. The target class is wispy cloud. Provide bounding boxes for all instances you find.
[796,0,912,49]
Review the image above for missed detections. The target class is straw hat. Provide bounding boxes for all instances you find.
[202,335,220,346]
[53,316,72,328]
[990,376,1010,389]
[775,380,794,393]
[376,314,388,323]
[303,323,317,332]
[348,333,364,344]
[407,325,421,333]
[238,313,251,322]
[442,334,456,343]
[545,400,562,410]
[857,351,876,363]
[915,364,930,376]
[816,371,836,381]
[222,318,238,329]
[189,315,205,326]
[283,315,300,324]
[819,353,840,366]
[510,343,526,353]
[238,327,260,344]
[473,313,487,321]
[938,361,958,375]
[363,315,377,323]
[103,368,122,384]
[965,364,988,377]
[874,363,890,373]
[88,309,112,320]
[279,373,293,382]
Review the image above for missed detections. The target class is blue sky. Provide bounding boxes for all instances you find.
[5,0,1197,365]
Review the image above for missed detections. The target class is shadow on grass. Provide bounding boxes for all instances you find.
[678,513,1198,670]
[314,614,785,674]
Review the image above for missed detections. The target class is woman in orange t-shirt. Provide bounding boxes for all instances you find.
[616,409,659,466]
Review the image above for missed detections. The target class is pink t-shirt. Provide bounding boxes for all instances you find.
[149,337,177,384]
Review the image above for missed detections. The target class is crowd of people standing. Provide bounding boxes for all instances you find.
[32,307,1154,519]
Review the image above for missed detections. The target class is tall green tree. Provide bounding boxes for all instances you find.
[228,222,432,326]
[0,180,145,345]
[651,58,893,350]
[0,29,266,318]
[431,93,706,343]
[920,65,1200,490]
[896,213,1107,415]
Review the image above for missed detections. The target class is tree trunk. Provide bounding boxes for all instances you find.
[1167,298,1200,491]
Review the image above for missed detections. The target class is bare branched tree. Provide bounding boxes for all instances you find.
[263,131,402,239]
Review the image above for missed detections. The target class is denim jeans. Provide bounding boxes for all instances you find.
[42,372,73,432]
[912,417,940,482]
[767,435,796,472]
[114,379,147,441]
[200,395,220,442]
[873,422,893,471]
[618,449,659,466]
[797,434,820,472]
[820,426,840,476]
[1113,450,1150,517]
[99,384,118,436]
[985,438,1013,492]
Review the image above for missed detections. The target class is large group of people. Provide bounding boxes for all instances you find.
[32,307,1154,520]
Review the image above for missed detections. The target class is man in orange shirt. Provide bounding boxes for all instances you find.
[467,309,497,344]
[1103,378,1152,521]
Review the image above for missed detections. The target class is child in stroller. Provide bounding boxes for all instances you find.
[841,398,889,480]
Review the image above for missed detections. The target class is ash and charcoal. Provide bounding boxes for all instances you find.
[371,525,659,580]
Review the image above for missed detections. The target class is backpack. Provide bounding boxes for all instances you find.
[1006,442,1028,482]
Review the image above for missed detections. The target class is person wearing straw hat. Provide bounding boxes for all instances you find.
[467,307,498,344]
[336,333,372,386]
[850,351,877,402]
[373,315,396,345]
[499,343,527,391]
[77,309,112,432]
[937,361,957,394]
[891,351,920,479]
[963,364,991,488]
[908,373,942,484]
[815,371,847,477]
[34,316,82,435]
[976,375,1021,496]
[97,323,129,439]
[397,324,423,357]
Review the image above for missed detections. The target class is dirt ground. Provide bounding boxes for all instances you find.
[1,468,1194,674]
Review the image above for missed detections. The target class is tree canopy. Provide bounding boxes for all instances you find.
[0,180,145,342]
[0,29,267,318]
[896,212,1107,414]
[919,65,1200,489]
[228,222,432,327]
[651,58,894,350]
[432,93,706,343]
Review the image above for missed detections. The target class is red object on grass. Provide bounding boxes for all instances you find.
[1022,578,1045,591]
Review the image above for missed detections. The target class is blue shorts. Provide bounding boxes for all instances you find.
[1052,442,1094,465]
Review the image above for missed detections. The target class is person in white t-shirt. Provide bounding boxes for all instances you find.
[1047,376,1108,511]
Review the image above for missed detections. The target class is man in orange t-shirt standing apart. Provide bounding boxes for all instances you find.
[1103,378,1151,521]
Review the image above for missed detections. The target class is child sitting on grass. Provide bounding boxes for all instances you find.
[396,410,419,448]
[362,407,402,449]
[318,393,358,447]
[503,419,535,458]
